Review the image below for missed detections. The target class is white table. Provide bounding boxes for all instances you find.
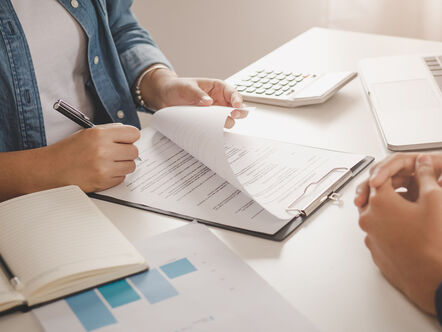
[2,28,442,332]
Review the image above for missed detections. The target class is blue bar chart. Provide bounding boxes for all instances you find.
[65,289,116,332]
[65,257,197,331]
[160,258,197,279]
[129,268,178,304]
[98,279,140,308]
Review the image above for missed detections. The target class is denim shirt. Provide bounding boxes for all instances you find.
[0,0,171,152]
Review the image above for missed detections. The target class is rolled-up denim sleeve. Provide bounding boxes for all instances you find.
[106,0,172,87]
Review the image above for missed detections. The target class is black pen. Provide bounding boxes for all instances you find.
[53,99,95,128]
[0,254,22,290]
[54,99,142,161]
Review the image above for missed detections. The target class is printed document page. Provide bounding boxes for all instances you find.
[151,106,364,220]
[101,128,289,234]
[100,106,365,233]
[35,224,319,332]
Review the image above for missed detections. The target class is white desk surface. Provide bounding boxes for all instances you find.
[2,27,442,332]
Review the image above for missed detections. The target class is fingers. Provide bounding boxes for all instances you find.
[230,109,248,120]
[93,124,141,144]
[415,154,440,198]
[178,80,214,106]
[354,179,370,209]
[222,82,243,108]
[369,152,442,189]
[369,154,417,188]
[224,116,235,129]
[109,143,139,161]
[196,78,243,107]
[354,175,415,209]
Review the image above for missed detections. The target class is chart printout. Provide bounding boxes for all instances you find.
[34,224,318,332]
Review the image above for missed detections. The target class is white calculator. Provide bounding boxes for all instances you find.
[230,69,357,108]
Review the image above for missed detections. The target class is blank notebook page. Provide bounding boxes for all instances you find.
[0,186,144,297]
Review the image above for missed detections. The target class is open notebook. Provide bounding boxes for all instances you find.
[94,106,373,240]
[0,186,147,315]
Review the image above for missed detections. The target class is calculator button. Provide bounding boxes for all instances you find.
[260,78,270,84]
[274,70,283,75]
[275,91,284,96]
[255,88,266,94]
[244,82,253,87]
[256,69,264,73]
[283,72,292,76]
[282,86,290,91]
[296,77,304,82]
[265,69,273,74]
[251,77,260,83]
[280,80,289,86]
[270,79,279,84]
[263,83,273,89]
[276,74,286,80]
[289,81,297,87]
[248,72,258,77]
[236,86,247,92]
[273,84,282,91]
[287,75,296,81]
[257,72,267,78]
[246,87,256,93]
[268,73,277,79]
[253,83,263,88]
[294,73,302,77]
[265,89,276,95]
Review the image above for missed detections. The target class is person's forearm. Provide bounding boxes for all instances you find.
[0,147,61,201]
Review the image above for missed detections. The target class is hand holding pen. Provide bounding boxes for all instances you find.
[54,99,141,162]
[46,99,141,192]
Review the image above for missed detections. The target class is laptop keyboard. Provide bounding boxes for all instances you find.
[423,56,442,92]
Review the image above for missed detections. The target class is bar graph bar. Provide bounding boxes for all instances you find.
[66,289,116,332]
[160,258,197,279]
[65,259,197,330]
[129,268,179,304]
[98,279,141,308]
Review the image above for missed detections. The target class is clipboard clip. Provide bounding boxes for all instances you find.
[285,167,350,217]
[328,192,343,205]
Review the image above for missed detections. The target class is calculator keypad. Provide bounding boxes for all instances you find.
[234,70,316,97]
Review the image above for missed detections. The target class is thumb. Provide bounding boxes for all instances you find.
[184,84,213,106]
[415,154,439,196]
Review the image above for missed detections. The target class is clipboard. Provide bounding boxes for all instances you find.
[90,156,373,241]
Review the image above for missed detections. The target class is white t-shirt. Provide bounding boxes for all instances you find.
[12,0,95,145]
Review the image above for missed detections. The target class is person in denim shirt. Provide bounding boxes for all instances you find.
[355,153,442,325]
[0,0,244,200]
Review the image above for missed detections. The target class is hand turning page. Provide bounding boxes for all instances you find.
[98,106,370,237]
[151,106,363,220]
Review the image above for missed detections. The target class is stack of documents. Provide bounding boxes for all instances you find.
[95,106,372,240]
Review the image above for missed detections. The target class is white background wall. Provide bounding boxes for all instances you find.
[132,0,442,79]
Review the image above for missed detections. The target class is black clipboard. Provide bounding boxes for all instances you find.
[90,156,373,242]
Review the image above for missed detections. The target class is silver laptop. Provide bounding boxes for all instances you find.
[359,54,442,151]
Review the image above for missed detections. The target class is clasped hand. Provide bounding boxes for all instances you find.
[354,153,442,315]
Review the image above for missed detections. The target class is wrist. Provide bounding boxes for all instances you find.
[135,64,176,110]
